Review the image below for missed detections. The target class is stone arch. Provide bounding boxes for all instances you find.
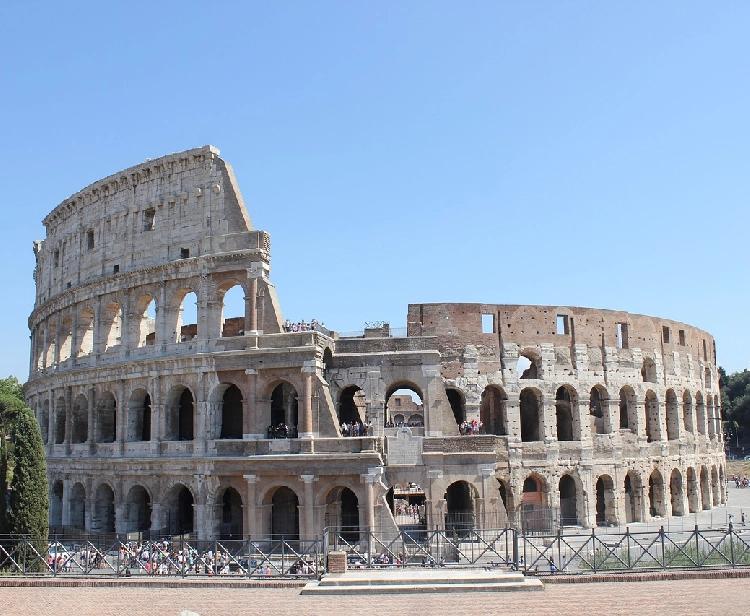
[559,473,579,526]
[648,469,666,517]
[102,301,123,352]
[134,294,157,348]
[555,385,576,441]
[97,390,117,443]
[165,385,194,441]
[125,485,152,533]
[171,287,199,343]
[219,383,243,439]
[445,480,477,534]
[619,386,635,431]
[445,387,466,425]
[54,396,66,444]
[385,381,424,429]
[665,389,679,441]
[164,483,195,535]
[217,486,244,539]
[670,468,685,517]
[686,467,700,513]
[324,485,361,539]
[338,385,365,426]
[682,391,694,434]
[695,392,706,436]
[407,413,423,426]
[71,393,88,443]
[269,486,300,539]
[218,281,246,338]
[644,390,661,442]
[480,385,507,436]
[92,482,115,532]
[595,474,615,526]
[45,320,57,368]
[624,471,643,523]
[70,482,86,530]
[706,397,716,440]
[50,480,63,528]
[269,381,299,438]
[519,388,542,442]
[127,388,151,442]
[77,306,95,356]
[521,474,549,532]
[59,315,73,362]
[590,385,608,435]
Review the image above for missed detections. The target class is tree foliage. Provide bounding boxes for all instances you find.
[720,368,750,446]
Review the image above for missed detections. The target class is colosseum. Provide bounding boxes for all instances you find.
[25,145,726,541]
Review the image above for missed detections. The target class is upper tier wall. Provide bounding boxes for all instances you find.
[33,146,257,308]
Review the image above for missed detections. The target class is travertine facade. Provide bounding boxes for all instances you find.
[26,146,726,540]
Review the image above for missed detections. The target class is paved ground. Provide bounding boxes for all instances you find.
[1,577,748,615]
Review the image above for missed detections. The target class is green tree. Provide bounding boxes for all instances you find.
[720,368,750,449]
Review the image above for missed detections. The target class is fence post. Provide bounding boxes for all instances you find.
[591,527,597,573]
[626,527,631,570]
[694,525,700,567]
[660,526,666,569]
[729,524,735,567]
[512,528,519,571]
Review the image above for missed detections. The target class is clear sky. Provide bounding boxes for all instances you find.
[2,2,749,382]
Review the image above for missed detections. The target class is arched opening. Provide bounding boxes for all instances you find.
[665,389,679,440]
[45,321,57,367]
[407,413,423,426]
[695,392,706,436]
[555,386,574,441]
[221,284,245,337]
[97,391,116,443]
[619,386,634,431]
[176,290,198,342]
[704,367,712,389]
[338,385,364,427]
[590,386,607,435]
[220,384,243,439]
[219,487,244,539]
[517,353,538,379]
[480,385,507,435]
[670,469,684,517]
[520,475,550,532]
[269,382,298,438]
[624,472,642,523]
[54,397,66,444]
[559,475,578,526]
[92,483,115,532]
[445,481,475,535]
[325,486,361,541]
[520,388,541,442]
[70,483,86,530]
[127,390,151,442]
[715,396,722,442]
[648,470,665,517]
[711,466,719,506]
[59,316,72,362]
[50,481,63,529]
[641,358,657,383]
[125,486,152,533]
[687,467,700,513]
[682,391,694,434]
[136,296,157,348]
[165,484,194,535]
[40,401,49,444]
[595,475,615,526]
[645,390,660,442]
[706,397,716,440]
[445,388,466,425]
[102,302,122,352]
[71,394,88,444]
[389,482,426,536]
[385,385,424,429]
[271,486,299,539]
[77,307,95,356]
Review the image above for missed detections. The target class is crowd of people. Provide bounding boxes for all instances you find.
[732,474,749,488]
[283,319,325,333]
[459,419,484,435]
[267,423,297,439]
[340,420,372,437]
[384,419,424,428]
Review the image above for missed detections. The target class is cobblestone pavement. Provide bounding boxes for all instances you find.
[1,578,748,616]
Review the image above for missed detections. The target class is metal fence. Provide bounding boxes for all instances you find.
[3,525,750,578]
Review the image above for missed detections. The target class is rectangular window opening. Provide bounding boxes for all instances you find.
[180,248,190,259]
[143,208,155,231]
[53,250,59,268]
[616,323,629,349]
[481,313,495,334]
[703,340,707,360]
[556,315,570,335]
[679,330,686,346]
[86,230,95,250]
[113,264,120,274]
[662,326,670,344]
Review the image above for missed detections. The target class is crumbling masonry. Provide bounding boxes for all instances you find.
[26,146,726,539]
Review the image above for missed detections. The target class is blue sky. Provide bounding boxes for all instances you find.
[2,2,749,381]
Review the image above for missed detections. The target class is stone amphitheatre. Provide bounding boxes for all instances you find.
[25,145,726,541]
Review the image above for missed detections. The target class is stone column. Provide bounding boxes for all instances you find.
[244,369,264,439]
[61,479,72,527]
[505,394,521,441]
[634,399,647,441]
[577,394,592,442]
[195,502,207,541]
[477,465,495,529]
[87,387,96,446]
[426,468,444,531]
[117,379,126,454]
[246,276,258,334]
[301,474,316,540]
[299,362,316,439]
[244,474,258,539]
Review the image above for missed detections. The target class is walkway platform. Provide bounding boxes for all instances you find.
[301,568,544,594]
